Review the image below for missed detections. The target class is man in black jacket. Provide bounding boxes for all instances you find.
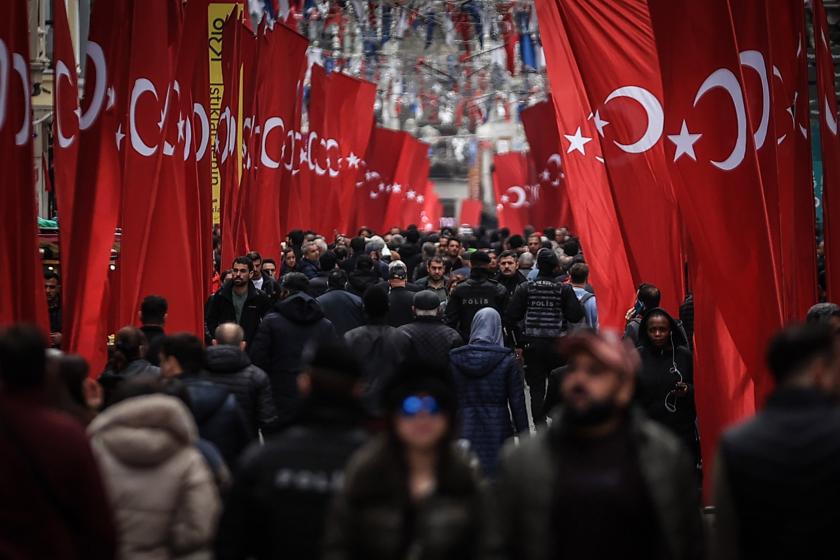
[444,251,508,341]
[486,330,702,560]
[385,261,417,328]
[316,269,365,337]
[206,256,271,344]
[249,273,337,421]
[399,290,463,373]
[307,251,336,298]
[205,323,278,438]
[496,250,527,298]
[246,251,280,302]
[714,324,840,560]
[505,250,584,426]
[215,342,369,560]
[139,294,167,366]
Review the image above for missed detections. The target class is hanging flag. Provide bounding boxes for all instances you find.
[62,0,133,372]
[218,12,243,269]
[532,1,634,330]
[352,127,409,232]
[769,0,817,318]
[647,0,782,401]
[53,0,80,250]
[381,133,422,231]
[493,151,533,234]
[547,0,684,315]
[0,0,49,330]
[519,99,574,232]
[814,0,840,304]
[458,199,483,227]
[400,144,431,227]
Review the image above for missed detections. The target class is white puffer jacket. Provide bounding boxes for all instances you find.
[88,394,220,560]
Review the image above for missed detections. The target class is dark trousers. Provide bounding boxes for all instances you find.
[523,341,563,425]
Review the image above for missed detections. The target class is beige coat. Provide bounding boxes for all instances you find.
[88,394,220,560]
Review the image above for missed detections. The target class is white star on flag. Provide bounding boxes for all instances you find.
[407,190,416,200]
[177,116,185,142]
[593,110,609,137]
[564,127,592,155]
[300,147,309,165]
[392,183,401,194]
[378,183,385,191]
[346,152,361,168]
[115,124,125,150]
[540,169,551,182]
[667,120,702,162]
[500,195,510,204]
[369,191,379,199]
[416,195,425,204]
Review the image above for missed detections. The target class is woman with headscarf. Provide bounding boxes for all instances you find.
[448,307,529,477]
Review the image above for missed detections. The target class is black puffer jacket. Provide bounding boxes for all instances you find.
[205,282,271,344]
[347,270,380,297]
[180,373,253,469]
[444,269,508,340]
[249,293,337,418]
[323,436,484,560]
[204,345,279,437]
[215,398,369,560]
[317,289,366,337]
[635,308,696,443]
[398,317,464,373]
[344,324,411,412]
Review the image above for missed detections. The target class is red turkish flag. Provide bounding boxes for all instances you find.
[548,0,684,315]
[768,1,817,318]
[62,0,132,371]
[53,0,80,248]
[249,23,308,263]
[814,0,840,303]
[647,0,782,399]
[531,2,635,330]
[0,0,49,330]
[382,134,424,231]
[400,145,430,228]
[218,12,242,269]
[493,152,533,235]
[421,181,443,232]
[458,199,483,228]
[353,128,410,233]
[519,99,573,232]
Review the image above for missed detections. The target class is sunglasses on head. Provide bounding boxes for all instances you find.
[400,395,441,417]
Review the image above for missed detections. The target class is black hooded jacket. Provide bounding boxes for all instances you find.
[249,293,337,414]
[206,281,271,344]
[635,308,696,438]
[204,345,279,436]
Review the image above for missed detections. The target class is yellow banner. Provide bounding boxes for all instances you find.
[208,3,238,224]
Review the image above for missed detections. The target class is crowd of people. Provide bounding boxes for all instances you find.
[4,223,840,559]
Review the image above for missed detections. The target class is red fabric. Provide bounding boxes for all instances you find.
[400,144,430,227]
[500,9,518,75]
[52,0,79,242]
[62,0,132,372]
[493,152,533,234]
[550,0,684,315]
[0,0,49,331]
[248,23,308,263]
[382,134,423,231]
[353,128,409,233]
[218,12,242,270]
[814,0,840,304]
[768,1,816,318]
[647,0,782,401]
[458,199,483,227]
[532,1,634,330]
[519,99,574,232]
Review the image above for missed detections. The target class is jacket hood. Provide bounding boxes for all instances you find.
[348,270,379,293]
[638,307,687,351]
[186,380,234,424]
[205,345,250,374]
[450,344,511,378]
[88,394,196,467]
[274,291,325,324]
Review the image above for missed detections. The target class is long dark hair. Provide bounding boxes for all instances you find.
[108,327,148,373]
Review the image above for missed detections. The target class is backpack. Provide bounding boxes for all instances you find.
[568,291,595,331]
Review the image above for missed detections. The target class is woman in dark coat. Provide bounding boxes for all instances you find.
[323,372,483,560]
[449,307,529,477]
[635,307,698,465]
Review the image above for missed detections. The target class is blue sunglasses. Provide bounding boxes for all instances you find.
[400,395,441,417]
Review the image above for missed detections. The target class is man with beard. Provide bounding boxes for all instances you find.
[486,330,702,560]
[414,256,449,304]
[496,251,526,298]
[206,257,271,345]
[44,271,62,348]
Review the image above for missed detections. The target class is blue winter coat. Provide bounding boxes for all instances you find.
[449,344,529,477]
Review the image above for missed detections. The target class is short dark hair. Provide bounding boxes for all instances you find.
[262,258,276,267]
[428,256,445,266]
[637,283,661,310]
[320,251,338,272]
[281,272,310,293]
[350,236,367,253]
[288,230,305,246]
[362,285,390,318]
[328,269,348,289]
[499,250,517,261]
[44,270,60,282]
[160,333,205,375]
[140,295,168,325]
[766,324,836,384]
[563,238,580,257]
[334,246,348,261]
[448,237,461,246]
[806,303,840,325]
[570,263,589,284]
[246,251,262,263]
[0,325,46,389]
[232,256,254,271]
[508,234,525,249]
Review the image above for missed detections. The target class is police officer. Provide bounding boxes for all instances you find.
[444,251,508,341]
[506,249,584,426]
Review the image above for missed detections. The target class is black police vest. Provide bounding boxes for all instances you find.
[524,279,566,338]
